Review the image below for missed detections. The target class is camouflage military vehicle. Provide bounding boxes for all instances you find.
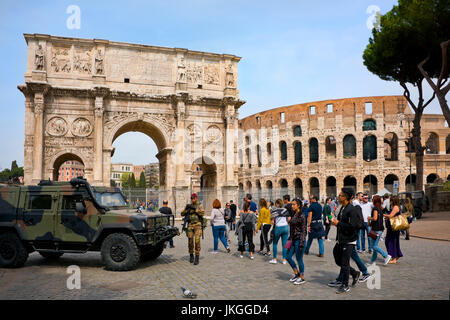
[0,178,178,271]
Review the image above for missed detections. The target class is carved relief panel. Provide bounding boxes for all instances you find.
[73,47,92,74]
[72,118,93,137]
[46,117,69,136]
[204,60,219,85]
[51,46,71,73]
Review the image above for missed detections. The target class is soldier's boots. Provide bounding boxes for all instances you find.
[190,254,194,263]
[194,255,199,265]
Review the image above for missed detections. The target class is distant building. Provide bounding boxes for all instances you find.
[133,165,146,183]
[111,163,133,188]
[58,161,85,181]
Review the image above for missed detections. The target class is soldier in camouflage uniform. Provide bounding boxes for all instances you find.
[181,193,204,265]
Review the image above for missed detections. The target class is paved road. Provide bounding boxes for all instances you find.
[0,222,449,300]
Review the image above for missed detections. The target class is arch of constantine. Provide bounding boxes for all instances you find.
[19,34,245,214]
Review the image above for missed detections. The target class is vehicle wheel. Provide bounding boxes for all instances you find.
[39,251,64,259]
[101,233,140,271]
[415,210,422,219]
[0,232,28,268]
[141,243,164,261]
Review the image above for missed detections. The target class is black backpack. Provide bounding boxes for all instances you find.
[354,205,364,230]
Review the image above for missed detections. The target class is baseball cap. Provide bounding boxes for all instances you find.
[191,193,197,199]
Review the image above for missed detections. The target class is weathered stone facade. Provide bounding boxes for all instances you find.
[237,96,450,201]
[19,34,245,214]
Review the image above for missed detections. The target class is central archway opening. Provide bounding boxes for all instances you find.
[53,153,85,182]
[110,120,167,211]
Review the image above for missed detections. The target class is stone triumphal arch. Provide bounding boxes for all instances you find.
[19,34,245,213]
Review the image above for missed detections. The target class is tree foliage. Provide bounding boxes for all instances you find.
[362,0,450,190]
[139,171,147,188]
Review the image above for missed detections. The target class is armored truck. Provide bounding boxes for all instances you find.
[0,178,178,271]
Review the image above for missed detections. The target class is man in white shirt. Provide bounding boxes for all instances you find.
[359,193,373,253]
[352,192,363,207]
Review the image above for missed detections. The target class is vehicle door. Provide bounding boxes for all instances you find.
[22,191,58,241]
[56,193,98,243]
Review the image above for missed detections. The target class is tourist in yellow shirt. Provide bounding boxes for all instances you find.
[257,198,272,256]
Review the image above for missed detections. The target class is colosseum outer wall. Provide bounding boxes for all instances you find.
[237,95,450,202]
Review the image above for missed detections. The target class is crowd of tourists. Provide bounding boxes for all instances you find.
[159,189,414,293]
[205,190,414,294]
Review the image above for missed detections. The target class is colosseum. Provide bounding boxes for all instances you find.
[237,95,450,203]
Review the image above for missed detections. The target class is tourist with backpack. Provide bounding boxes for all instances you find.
[367,195,391,265]
[237,202,257,259]
[328,189,372,293]
[269,199,290,264]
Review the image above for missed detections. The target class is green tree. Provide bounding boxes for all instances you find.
[120,172,131,188]
[11,160,18,171]
[110,179,117,187]
[129,173,136,189]
[362,0,446,190]
[139,171,147,188]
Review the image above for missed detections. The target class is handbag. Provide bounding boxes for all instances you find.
[390,214,410,231]
[284,240,292,250]
[368,230,379,240]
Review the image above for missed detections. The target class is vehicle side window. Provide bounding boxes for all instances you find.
[62,195,84,210]
[28,195,52,210]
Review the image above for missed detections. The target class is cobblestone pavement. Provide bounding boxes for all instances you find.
[0,222,449,300]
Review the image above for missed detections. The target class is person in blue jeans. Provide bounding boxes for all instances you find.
[304,195,325,257]
[367,196,391,265]
[359,194,373,253]
[269,199,290,264]
[210,199,231,253]
[285,199,308,285]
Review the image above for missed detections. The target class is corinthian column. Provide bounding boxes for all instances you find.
[32,93,44,183]
[94,96,104,185]
[175,95,187,185]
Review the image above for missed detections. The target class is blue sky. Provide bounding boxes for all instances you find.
[0,0,443,170]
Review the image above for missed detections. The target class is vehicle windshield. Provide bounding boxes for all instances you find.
[94,192,128,207]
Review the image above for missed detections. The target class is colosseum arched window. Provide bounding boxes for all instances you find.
[246,148,251,168]
[309,177,320,197]
[343,135,356,158]
[309,138,319,163]
[294,178,303,199]
[363,119,376,131]
[384,132,398,161]
[384,174,399,193]
[446,134,450,154]
[293,125,302,137]
[426,174,438,184]
[256,145,262,167]
[363,175,378,195]
[343,176,357,194]
[294,141,302,165]
[405,174,416,192]
[265,180,273,201]
[325,136,336,158]
[280,179,288,197]
[280,141,287,161]
[363,135,377,161]
[425,132,439,154]
[326,176,337,198]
